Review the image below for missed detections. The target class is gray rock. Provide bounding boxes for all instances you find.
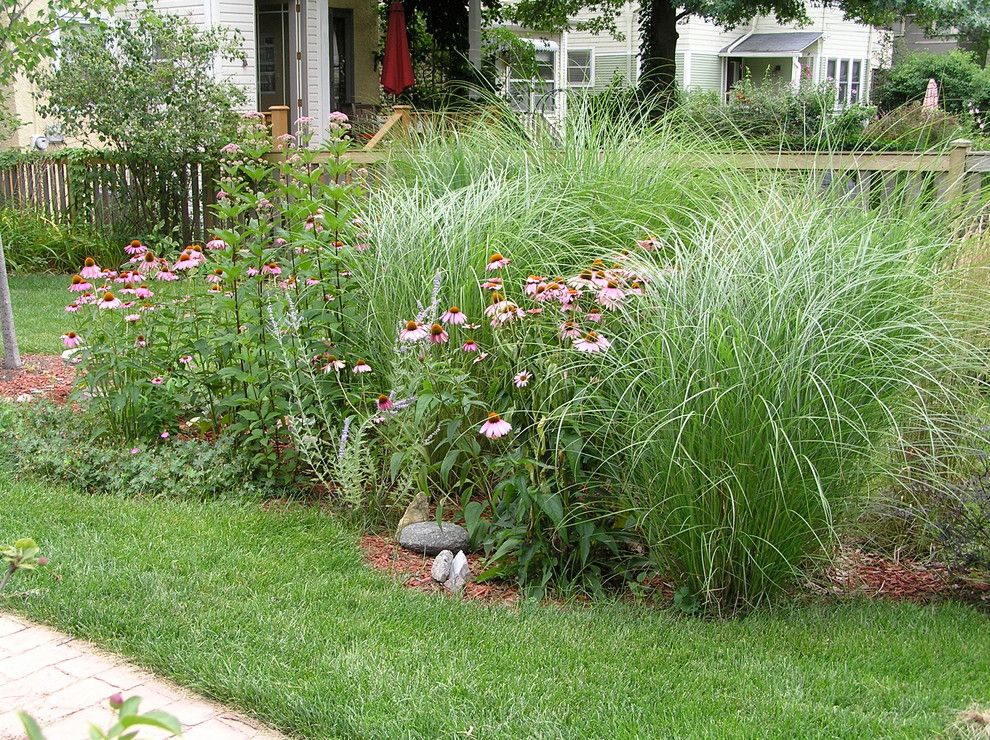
[445,551,470,594]
[397,521,470,556]
[431,550,454,582]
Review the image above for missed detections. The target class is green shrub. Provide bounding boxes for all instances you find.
[860,103,966,150]
[876,51,985,114]
[0,206,120,273]
[1,401,283,501]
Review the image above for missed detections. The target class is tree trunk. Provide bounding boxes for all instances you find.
[638,0,680,111]
[0,234,21,370]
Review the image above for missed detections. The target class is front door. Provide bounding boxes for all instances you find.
[256,1,291,111]
[725,57,743,100]
[329,8,354,113]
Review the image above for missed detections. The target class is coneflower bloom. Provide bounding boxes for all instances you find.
[124,313,141,323]
[62,332,81,349]
[245,267,259,277]
[637,236,661,251]
[137,252,158,273]
[473,351,489,364]
[98,291,122,309]
[513,371,532,388]
[205,238,227,251]
[80,258,103,279]
[206,269,224,284]
[322,356,346,373]
[179,355,193,365]
[155,268,178,282]
[135,284,154,299]
[150,375,163,384]
[124,239,146,255]
[399,320,428,342]
[574,331,611,353]
[352,359,372,374]
[629,281,645,296]
[305,278,320,286]
[64,303,80,313]
[490,302,525,327]
[462,338,479,353]
[173,251,196,271]
[135,335,147,348]
[486,252,510,271]
[119,282,137,295]
[480,278,503,291]
[68,275,92,292]
[479,412,512,439]
[559,321,581,339]
[429,323,449,344]
[597,281,625,309]
[440,306,467,325]
[586,311,603,323]
[524,276,546,295]
[262,262,282,276]
[377,394,393,411]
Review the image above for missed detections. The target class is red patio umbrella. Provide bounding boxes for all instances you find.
[381,1,414,96]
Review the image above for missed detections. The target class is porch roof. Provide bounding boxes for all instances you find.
[719,31,822,57]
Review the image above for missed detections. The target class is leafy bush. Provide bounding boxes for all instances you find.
[676,81,870,150]
[0,206,120,273]
[876,50,989,115]
[2,401,283,501]
[860,103,966,150]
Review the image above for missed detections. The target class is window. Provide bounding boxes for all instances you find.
[507,41,558,113]
[567,49,593,86]
[824,57,867,107]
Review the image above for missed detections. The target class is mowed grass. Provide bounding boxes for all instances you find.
[1,472,988,738]
[1,274,68,357]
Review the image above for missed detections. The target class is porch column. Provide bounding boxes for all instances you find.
[468,0,481,72]
[791,55,801,91]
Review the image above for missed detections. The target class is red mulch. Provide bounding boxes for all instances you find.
[0,354,75,404]
[360,534,520,605]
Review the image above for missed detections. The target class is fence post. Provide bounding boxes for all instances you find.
[269,105,291,144]
[946,138,972,205]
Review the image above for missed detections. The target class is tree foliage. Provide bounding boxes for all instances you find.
[36,3,245,161]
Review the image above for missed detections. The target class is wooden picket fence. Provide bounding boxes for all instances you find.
[0,156,218,245]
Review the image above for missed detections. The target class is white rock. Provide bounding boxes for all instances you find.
[430,550,454,582]
[445,551,470,594]
[14,394,33,404]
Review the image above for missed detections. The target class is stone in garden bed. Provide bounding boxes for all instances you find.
[398,522,470,556]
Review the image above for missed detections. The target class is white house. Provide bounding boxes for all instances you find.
[502,1,892,115]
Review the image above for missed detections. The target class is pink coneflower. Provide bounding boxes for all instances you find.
[524,276,546,296]
[440,306,467,325]
[150,375,163,384]
[586,311,603,323]
[245,267,259,277]
[637,236,661,251]
[124,313,140,323]
[173,251,196,271]
[560,321,581,339]
[377,394,393,411]
[597,281,625,309]
[155,268,178,282]
[130,447,141,455]
[352,359,372,374]
[62,332,81,349]
[205,238,227,251]
[513,371,532,388]
[135,335,147,348]
[486,252,510,271]
[305,278,320,287]
[479,412,512,439]
[399,320,428,342]
[322,356,346,373]
[490,302,525,327]
[569,270,595,289]
[429,323,449,344]
[262,262,281,276]
[98,291,122,309]
[119,282,137,295]
[332,240,346,251]
[462,339,479,353]
[481,278,503,291]
[574,331,611,353]
[629,280,645,296]
[137,251,158,273]
[124,239,146,256]
[135,284,154,299]
[80,257,103,279]
[328,110,349,124]
[68,275,92,292]
[178,355,193,366]
[206,269,224,284]
[473,351,489,364]
[65,303,80,313]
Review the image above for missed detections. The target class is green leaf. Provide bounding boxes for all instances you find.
[119,710,182,735]
[18,712,46,740]
[536,491,564,526]
[463,501,486,537]
[389,451,405,482]
[439,449,459,485]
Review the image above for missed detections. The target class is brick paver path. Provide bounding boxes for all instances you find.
[0,614,283,739]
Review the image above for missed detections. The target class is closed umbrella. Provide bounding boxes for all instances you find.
[381,1,414,96]
[922,78,939,110]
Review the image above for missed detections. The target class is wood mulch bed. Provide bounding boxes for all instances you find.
[0,354,75,404]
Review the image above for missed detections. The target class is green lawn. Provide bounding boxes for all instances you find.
[1,471,988,738]
[1,274,69,357]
